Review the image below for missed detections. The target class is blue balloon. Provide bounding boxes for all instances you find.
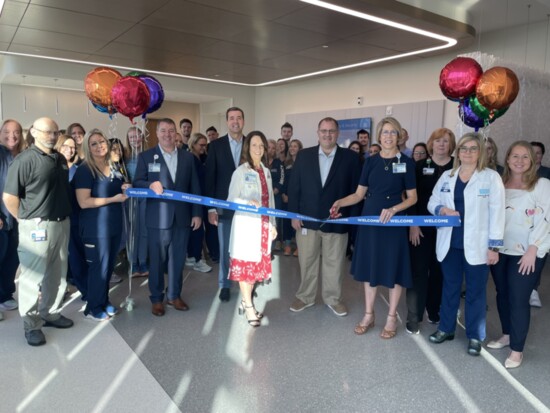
[459,99,485,130]
[139,75,164,116]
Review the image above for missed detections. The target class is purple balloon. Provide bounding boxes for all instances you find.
[139,75,164,116]
[459,100,485,130]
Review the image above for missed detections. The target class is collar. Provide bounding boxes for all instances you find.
[158,144,177,156]
[318,145,337,158]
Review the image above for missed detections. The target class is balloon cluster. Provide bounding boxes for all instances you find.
[84,67,165,123]
[439,57,519,131]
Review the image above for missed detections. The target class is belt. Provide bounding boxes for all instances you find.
[40,217,67,222]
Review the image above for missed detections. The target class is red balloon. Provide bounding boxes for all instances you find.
[476,67,519,111]
[84,67,122,108]
[439,57,483,100]
[110,77,151,123]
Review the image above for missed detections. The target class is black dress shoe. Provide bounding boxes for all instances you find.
[25,329,46,346]
[429,330,455,344]
[43,315,74,329]
[406,322,419,335]
[468,339,482,356]
[219,288,230,302]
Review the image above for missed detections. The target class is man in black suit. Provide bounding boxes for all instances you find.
[133,118,202,316]
[205,107,245,302]
[288,117,361,317]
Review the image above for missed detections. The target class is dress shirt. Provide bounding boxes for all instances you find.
[318,145,337,187]
[159,145,178,183]
[229,135,243,168]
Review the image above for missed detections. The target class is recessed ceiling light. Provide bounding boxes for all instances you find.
[322,45,329,48]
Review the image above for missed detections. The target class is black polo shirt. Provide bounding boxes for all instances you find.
[4,145,72,220]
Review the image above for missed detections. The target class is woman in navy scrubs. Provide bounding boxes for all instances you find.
[74,129,130,321]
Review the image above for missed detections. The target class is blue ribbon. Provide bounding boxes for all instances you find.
[126,188,460,227]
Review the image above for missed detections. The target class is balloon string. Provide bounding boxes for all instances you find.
[108,113,119,141]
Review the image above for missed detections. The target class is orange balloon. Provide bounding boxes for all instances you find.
[84,67,122,108]
[475,67,519,111]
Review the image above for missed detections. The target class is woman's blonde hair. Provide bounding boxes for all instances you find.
[285,138,303,167]
[124,126,145,159]
[450,133,487,177]
[1,119,25,155]
[502,140,539,191]
[54,134,77,163]
[188,132,207,156]
[375,117,402,144]
[82,128,111,178]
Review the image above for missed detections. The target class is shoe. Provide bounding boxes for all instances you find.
[487,337,509,349]
[110,273,123,284]
[151,302,165,316]
[530,290,542,307]
[193,259,212,273]
[327,303,348,317]
[25,329,46,346]
[427,315,440,324]
[167,298,189,311]
[43,315,74,329]
[85,311,111,321]
[429,330,455,344]
[241,300,263,319]
[406,321,419,335]
[468,339,482,356]
[354,312,375,335]
[283,246,291,256]
[219,288,231,302]
[0,299,18,311]
[289,298,314,312]
[105,304,119,317]
[293,248,299,257]
[505,353,523,369]
[380,314,398,339]
[185,256,196,267]
[238,302,261,327]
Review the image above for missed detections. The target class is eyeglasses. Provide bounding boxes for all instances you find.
[34,127,60,137]
[413,151,426,156]
[61,144,76,151]
[319,129,338,135]
[90,140,108,148]
[381,130,398,136]
[459,146,479,153]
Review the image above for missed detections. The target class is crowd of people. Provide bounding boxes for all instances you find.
[0,110,549,371]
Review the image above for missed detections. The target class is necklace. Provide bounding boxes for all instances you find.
[382,157,393,171]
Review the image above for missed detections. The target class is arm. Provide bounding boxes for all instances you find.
[379,188,417,224]
[76,188,127,209]
[2,193,19,220]
[330,185,367,217]
[488,171,505,248]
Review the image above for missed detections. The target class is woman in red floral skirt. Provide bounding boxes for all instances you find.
[227,131,277,327]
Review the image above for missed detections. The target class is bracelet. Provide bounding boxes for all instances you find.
[488,247,499,252]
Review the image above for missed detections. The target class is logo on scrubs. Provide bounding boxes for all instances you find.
[478,188,490,198]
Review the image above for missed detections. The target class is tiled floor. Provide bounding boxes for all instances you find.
[1,254,549,413]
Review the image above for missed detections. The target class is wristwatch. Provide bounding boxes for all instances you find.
[488,247,500,252]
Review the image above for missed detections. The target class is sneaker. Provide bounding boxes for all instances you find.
[406,322,420,334]
[289,299,314,312]
[105,304,119,316]
[327,303,348,317]
[85,311,111,321]
[530,290,542,308]
[110,274,123,284]
[185,256,196,267]
[0,299,18,311]
[43,315,74,329]
[193,259,212,273]
[25,329,46,346]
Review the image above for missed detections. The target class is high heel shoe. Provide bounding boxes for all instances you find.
[238,302,261,327]
[240,300,263,319]
[380,313,397,339]
[354,312,375,335]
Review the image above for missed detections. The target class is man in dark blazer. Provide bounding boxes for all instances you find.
[288,117,361,317]
[205,107,245,302]
[134,118,202,316]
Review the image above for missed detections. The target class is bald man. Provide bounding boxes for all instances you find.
[3,117,73,346]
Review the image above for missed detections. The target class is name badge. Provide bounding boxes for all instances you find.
[441,182,451,192]
[423,167,435,175]
[245,172,256,183]
[148,163,161,173]
[393,163,406,173]
[31,229,47,242]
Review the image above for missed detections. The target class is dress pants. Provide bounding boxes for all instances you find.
[440,247,489,341]
[204,209,219,262]
[128,198,148,269]
[17,219,69,331]
[82,234,121,315]
[187,222,205,261]
[148,226,190,302]
[68,222,88,300]
[0,225,19,303]
[295,229,347,306]
[217,217,232,289]
[491,254,544,352]
[406,227,443,323]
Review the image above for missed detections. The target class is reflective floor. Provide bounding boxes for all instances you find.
[1,253,549,413]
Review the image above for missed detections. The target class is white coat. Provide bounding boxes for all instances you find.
[228,162,276,262]
[427,167,505,265]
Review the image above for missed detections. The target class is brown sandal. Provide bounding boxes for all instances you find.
[354,312,375,335]
[380,314,397,339]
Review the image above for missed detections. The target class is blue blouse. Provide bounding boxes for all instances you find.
[450,177,468,249]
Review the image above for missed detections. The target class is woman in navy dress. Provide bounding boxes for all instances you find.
[74,129,130,321]
[332,117,417,339]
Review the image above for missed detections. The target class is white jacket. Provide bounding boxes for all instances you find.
[427,167,505,265]
[228,162,276,262]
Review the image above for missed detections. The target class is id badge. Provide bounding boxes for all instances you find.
[148,163,161,173]
[393,162,406,173]
[423,167,435,175]
[31,229,47,242]
[301,228,308,236]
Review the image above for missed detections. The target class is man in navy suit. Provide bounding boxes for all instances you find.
[134,118,202,316]
[288,117,361,317]
[205,107,245,302]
